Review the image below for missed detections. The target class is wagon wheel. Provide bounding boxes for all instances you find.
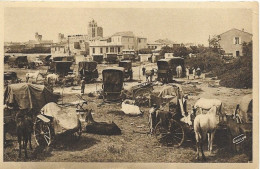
[34,119,52,146]
[154,120,185,147]
[168,119,185,147]
[73,120,82,140]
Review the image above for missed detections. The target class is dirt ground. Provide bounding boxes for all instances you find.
[4,62,252,162]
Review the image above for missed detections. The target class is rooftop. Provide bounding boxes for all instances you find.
[112,31,135,37]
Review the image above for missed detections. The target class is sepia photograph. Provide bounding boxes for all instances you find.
[1,2,258,168]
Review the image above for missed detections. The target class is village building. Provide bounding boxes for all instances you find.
[218,28,252,57]
[164,53,175,59]
[111,31,147,51]
[89,40,123,57]
[67,34,89,56]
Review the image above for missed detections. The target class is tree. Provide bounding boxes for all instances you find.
[242,41,252,57]
[208,35,221,48]
[159,46,174,57]
[138,48,152,54]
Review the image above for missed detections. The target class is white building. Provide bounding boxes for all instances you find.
[164,53,174,59]
[89,40,123,57]
[111,31,147,51]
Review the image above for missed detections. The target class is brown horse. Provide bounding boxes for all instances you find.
[15,109,33,159]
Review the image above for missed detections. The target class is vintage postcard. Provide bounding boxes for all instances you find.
[0,1,258,169]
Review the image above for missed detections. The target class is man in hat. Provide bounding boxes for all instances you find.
[80,77,86,95]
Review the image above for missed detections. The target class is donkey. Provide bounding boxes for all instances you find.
[85,109,121,135]
[15,109,33,158]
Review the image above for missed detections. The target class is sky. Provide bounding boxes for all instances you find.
[4,7,253,45]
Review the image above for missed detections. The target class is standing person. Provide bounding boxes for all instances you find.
[142,66,146,76]
[192,67,196,79]
[150,69,154,82]
[186,67,189,79]
[196,67,201,78]
[176,66,179,78]
[80,77,86,95]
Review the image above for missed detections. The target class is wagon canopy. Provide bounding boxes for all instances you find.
[119,60,132,69]
[49,61,73,76]
[8,56,28,64]
[40,102,79,134]
[102,67,124,92]
[78,61,97,72]
[157,59,171,70]
[4,83,59,111]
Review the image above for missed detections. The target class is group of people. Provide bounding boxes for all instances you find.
[185,67,201,79]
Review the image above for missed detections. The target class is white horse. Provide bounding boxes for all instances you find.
[46,73,59,85]
[25,71,40,83]
[194,106,218,161]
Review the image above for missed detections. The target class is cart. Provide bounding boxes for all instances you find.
[78,61,98,83]
[147,84,190,147]
[34,102,82,146]
[102,67,124,102]
[119,60,133,81]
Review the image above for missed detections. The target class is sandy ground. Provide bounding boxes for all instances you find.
[4,62,252,162]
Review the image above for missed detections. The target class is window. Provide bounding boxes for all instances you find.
[236,51,240,57]
[118,47,120,53]
[100,48,103,54]
[155,46,157,49]
[93,48,95,54]
[139,39,141,43]
[106,47,108,53]
[110,47,114,53]
[235,37,240,44]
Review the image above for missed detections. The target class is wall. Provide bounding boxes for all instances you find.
[219,29,252,57]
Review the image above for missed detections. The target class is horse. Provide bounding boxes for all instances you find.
[46,73,59,85]
[15,109,33,159]
[193,106,218,161]
[25,70,40,83]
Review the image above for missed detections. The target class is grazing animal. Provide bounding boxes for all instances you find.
[46,73,59,85]
[193,106,218,161]
[15,109,33,158]
[85,109,121,135]
[25,70,40,83]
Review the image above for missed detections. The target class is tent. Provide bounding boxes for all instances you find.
[4,83,59,111]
